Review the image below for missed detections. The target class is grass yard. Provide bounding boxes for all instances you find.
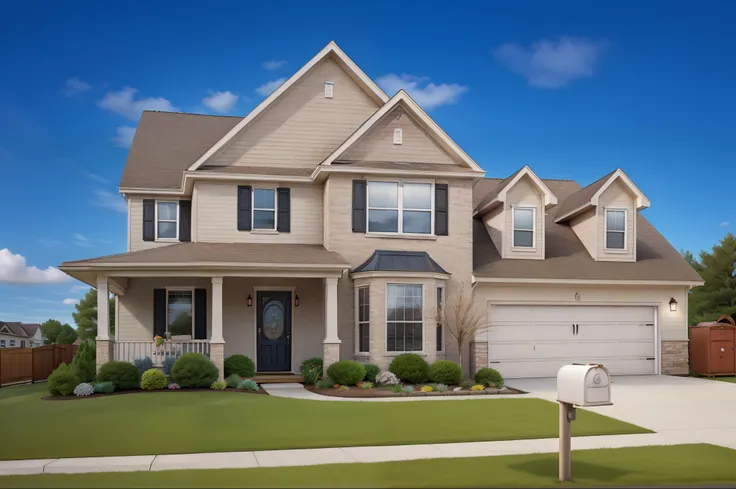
[0,382,648,461]
[714,377,736,383]
[0,444,733,488]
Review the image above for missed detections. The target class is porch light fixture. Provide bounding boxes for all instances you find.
[669,297,678,312]
[247,294,253,307]
[295,295,300,307]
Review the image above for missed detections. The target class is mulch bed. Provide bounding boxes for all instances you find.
[305,386,525,398]
[43,386,268,401]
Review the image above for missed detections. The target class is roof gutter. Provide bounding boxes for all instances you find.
[472,276,704,287]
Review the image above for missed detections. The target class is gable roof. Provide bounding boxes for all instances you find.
[554,168,650,222]
[474,166,557,216]
[185,41,389,173]
[352,250,449,275]
[20,323,40,337]
[318,90,484,173]
[0,321,31,338]
[472,178,702,284]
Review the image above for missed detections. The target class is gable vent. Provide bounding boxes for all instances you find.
[324,81,334,98]
[393,128,403,145]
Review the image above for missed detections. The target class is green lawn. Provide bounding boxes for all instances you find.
[714,377,736,383]
[0,382,648,461]
[1,444,733,488]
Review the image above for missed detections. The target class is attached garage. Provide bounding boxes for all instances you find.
[487,304,656,379]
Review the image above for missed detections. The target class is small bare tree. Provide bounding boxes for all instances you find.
[435,281,486,372]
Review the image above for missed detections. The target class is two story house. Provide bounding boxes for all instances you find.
[59,42,702,380]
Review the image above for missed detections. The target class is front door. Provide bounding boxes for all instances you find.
[256,291,292,372]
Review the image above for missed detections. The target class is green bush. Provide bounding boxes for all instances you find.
[237,379,259,391]
[475,368,504,388]
[428,360,462,385]
[71,341,96,383]
[389,353,429,384]
[140,368,167,390]
[315,378,333,389]
[97,361,140,390]
[300,357,323,373]
[225,373,243,388]
[48,363,81,396]
[171,353,219,388]
[210,380,227,390]
[223,354,255,378]
[93,381,115,394]
[326,360,366,386]
[133,357,153,376]
[363,363,380,383]
[302,365,321,385]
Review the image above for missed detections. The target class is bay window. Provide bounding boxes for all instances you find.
[356,286,370,353]
[386,283,424,352]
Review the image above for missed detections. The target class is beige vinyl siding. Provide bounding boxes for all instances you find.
[207,57,378,169]
[129,197,182,252]
[598,179,636,262]
[570,208,597,259]
[340,106,460,165]
[194,181,323,244]
[483,205,504,255]
[473,284,690,342]
[503,176,544,260]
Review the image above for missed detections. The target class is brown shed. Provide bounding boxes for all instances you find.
[689,315,736,377]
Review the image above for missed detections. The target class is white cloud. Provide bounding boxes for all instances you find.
[73,233,88,242]
[203,91,239,113]
[98,87,177,120]
[113,126,136,148]
[255,78,286,96]
[73,233,93,248]
[63,77,91,97]
[86,172,109,184]
[0,249,69,285]
[62,298,77,305]
[493,37,607,89]
[262,60,287,71]
[376,74,468,110]
[720,221,730,228]
[69,284,89,293]
[91,189,127,213]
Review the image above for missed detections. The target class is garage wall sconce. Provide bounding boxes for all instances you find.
[247,294,253,307]
[669,297,677,312]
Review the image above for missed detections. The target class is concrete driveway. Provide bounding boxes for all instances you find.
[508,375,736,447]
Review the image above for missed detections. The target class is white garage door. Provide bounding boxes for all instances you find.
[488,305,656,379]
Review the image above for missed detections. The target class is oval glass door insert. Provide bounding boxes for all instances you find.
[263,300,285,340]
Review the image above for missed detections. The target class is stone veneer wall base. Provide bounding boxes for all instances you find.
[661,340,689,375]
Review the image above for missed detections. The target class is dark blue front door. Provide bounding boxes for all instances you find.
[257,291,292,372]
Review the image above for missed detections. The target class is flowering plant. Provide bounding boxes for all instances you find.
[168,383,180,390]
[153,335,165,347]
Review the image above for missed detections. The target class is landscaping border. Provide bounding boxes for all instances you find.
[305,386,525,398]
[43,387,268,401]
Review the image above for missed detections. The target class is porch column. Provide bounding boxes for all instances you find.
[96,276,112,372]
[210,277,225,379]
[322,277,341,376]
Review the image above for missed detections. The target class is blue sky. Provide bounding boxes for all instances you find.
[0,1,734,326]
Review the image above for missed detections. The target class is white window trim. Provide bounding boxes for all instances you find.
[355,285,370,355]
[366,180,435,237]
[165,287,195,339]
[252,187,278,232]
[436,284,445,353]
[0,340,5,348]
[155,200,179,241]
[385,282,425,354]
[9,340,16,347]
[604,208,628,252]
[511,205,536,250]
[393,128,403,145]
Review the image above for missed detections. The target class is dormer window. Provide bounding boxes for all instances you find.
[512,207,535,248]
[605,209,626,250]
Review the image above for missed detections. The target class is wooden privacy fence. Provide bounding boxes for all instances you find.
[0,344,78,386]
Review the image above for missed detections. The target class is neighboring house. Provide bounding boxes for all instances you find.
[58,42,702,380]
[0,322,43,348]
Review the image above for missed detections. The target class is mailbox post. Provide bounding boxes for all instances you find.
[556,364,612,482]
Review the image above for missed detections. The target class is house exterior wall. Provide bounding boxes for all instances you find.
[570,208,597,258]
[128,197,182,252]
[0,333,28,347]
[597,179,637,262]
[483,205,503,255]
[502,176,544,260]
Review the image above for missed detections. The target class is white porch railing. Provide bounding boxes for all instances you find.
[113,340,211,366]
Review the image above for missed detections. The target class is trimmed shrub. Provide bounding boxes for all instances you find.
[420,385,433,392]
[432,383,448,393]
[162,355,178,376]
[71,341,96,383]
[363,363,380,383]
[225,374,243,388]
[93,381,115,394]
[211,380,227,390]
[141,368,167,390]
[315,378,333,389]
[326,360,366,386]
[237,379,259,391]
[302,365,321,385]
[97,361,141,390]
[73,383,94,396]
[223,354,255,378]
[133,357,154,377]
[428,360,462,385]
[389,353,429,384]
[171,353,219,388]
[474,368,504,388]
[300,357,323,374]
[375,370,400,386]
[48,363,81,396]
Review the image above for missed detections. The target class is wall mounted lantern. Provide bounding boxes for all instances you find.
[247,294,253,307]
[295,295,300,307]
[669,297,678,312]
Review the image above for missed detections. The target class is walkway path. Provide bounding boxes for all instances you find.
[261,383,530,401]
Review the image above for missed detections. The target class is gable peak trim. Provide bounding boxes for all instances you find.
[591,168,650,209]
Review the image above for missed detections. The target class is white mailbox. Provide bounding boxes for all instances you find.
[557,364,612,407]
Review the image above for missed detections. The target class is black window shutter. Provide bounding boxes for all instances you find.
[352,180,367,233]
[143,199,155,241]
[277,188,291,232]
[153,289,166,337]
[179,200,191,242]
[194,289,207,340]
[237,186,252,231]
[435,184,449,236]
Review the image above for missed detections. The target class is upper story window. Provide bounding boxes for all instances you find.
[605,209,626,250]
[156,201,178,239]
[367,181,433,235]
[253,188,276,230]
[512,207,535,248]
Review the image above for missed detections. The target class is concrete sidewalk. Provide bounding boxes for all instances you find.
[0,431,717,476]
[261,383,529,401]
